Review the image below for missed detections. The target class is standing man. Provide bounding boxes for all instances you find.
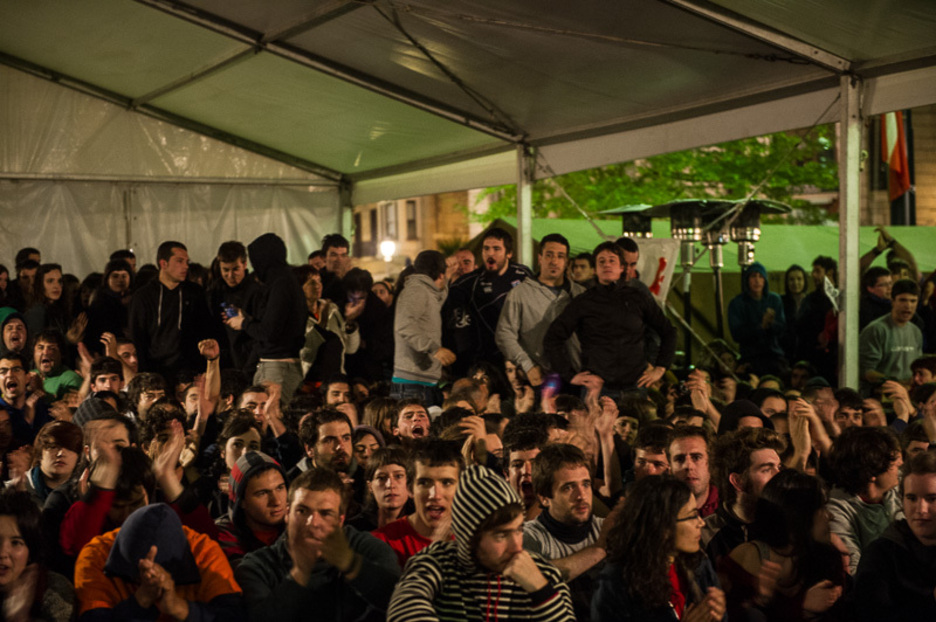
[859,266,893,330]
[130,241,214,380]
[544,241,676,397]
[859,279,923,396]
[211,241,261,374]
[727,262,787,376]
[796,255,837,383]
[391,250,453,406]
[225,233,306,402]
[525,444,609,621]
[444,228,532,377]
[319,234,351,303]
[448,248,477,283]
[570,253,596,289]
[496,233,583,388]
[388,465,574,621]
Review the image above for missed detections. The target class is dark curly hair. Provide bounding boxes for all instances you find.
[606,475,700,609]
[710,427,786,507]
[829,426,900,495]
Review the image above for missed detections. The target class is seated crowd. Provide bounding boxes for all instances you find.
[0,225,935,621]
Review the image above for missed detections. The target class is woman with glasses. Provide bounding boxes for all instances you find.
[593,475,726,621]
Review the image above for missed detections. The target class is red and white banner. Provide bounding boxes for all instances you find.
[882,111,911,202]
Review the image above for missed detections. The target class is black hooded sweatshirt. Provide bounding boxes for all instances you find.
[244,234,306,359]
[129,276,214,377]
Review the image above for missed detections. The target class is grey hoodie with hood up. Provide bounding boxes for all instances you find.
[387,465,574,621]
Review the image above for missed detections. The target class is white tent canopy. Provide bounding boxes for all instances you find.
[3,0,936,385]
[4,0,935,200]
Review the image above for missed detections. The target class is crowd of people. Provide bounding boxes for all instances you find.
[0,223,935,621]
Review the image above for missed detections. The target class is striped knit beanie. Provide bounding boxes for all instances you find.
[229,451,286,522]
[452,464,522,568]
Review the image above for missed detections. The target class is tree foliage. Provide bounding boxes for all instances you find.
[474,125,838,225]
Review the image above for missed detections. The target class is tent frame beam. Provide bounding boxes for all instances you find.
[131,1,365,107]
[130,48,258,108]
[0,52,344,182]
[134,0,523,143]
[260,0,364,43]
[0,172,338,187]
[665,0,850,73]
[350,76,838,185]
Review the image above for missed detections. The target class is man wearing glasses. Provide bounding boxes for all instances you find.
[0,352,52,445]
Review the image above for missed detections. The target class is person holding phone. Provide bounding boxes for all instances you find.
[496,233,583,391]
[224,234,305,403]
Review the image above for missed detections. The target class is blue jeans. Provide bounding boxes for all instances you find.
[391,382,442,407]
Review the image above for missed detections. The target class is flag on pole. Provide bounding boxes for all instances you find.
[882,111,911,201]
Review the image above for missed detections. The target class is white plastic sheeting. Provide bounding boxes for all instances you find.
[0,65,339,276]
[0,180,337,277]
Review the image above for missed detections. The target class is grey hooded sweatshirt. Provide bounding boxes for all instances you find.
[392,273,447,384]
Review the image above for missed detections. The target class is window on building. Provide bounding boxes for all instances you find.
[406,200,418,240]
[352,213,363,258]
[383,202,397,240]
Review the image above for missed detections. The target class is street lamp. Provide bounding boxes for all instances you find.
[379,240,396,262]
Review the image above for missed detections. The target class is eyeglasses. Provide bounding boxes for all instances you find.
[676,510,701,523]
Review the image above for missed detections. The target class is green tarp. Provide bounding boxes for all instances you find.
[498,218,936,274]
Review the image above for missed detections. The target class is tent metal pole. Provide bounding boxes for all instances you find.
[516,145,535,267]
[339,180,354,242]
[838,75,862,389]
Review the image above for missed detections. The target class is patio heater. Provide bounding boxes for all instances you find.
[729,199,791,268]
[701,211,731,339]
[668,203,704,362]
[600,204,654,238]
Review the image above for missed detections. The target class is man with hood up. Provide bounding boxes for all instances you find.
[74,503,243,622]
[388,464,574,622]
[391,250,454,406]
[0,306,29,357]
[225,233,306,402]
[727,261,787,376]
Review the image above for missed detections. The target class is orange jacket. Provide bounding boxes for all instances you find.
[74,524,242,621]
